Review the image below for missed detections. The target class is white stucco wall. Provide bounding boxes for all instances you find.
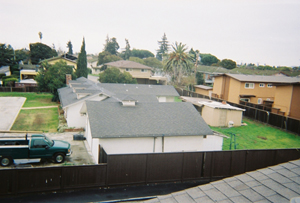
[66,102,87,128]
[96,135,222,155]
[157,96,175,102]
[200,135,224,151]
[65,95,107,128]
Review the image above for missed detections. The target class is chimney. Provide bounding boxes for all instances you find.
[66,74,72,85]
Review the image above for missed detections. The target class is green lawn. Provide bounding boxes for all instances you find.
[10,108,59,132]
[0,92,56,107]
[210,118,300,150]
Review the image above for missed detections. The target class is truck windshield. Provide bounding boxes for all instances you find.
[44,135,54,146]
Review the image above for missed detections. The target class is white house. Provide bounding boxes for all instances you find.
[82,100,224,163]
[58,77,180,128]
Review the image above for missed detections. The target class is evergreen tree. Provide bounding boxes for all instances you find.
[76,38,88,78]
[67,41,73,55]
[29,42,57,64]
[156,33,169,61]
[124,39,131,60]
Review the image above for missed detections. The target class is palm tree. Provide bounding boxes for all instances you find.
[164,42,193,85]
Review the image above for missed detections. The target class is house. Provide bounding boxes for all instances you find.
[88,61,101,74]
[82,100,224,163]
[58,77,110,128]
[105,60,167,85]
[194,85,213,97]
[181,96,245,127]
[39,53,77,70]
[273,82,300,119]
[0,66,11,76]
[212,73,300,104]
[0,66,11,86]
[58,77,180,128]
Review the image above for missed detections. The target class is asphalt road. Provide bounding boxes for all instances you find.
[0,97,26,130]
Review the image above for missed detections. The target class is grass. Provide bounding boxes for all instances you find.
[10,108,59,132]
[0,92,56,107]
[210,118,300,150]
[174,96,182,102]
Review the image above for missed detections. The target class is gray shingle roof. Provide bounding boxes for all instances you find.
[224,73,300,84]
[86,101,213,138]
[58,77,179,108]
[0,66,10,74]
[105,60,153,70]
[144,159,300,203]
[102,94,159,103]
[97,83,179,96]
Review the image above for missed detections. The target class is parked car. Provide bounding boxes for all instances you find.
[0,134,72,166]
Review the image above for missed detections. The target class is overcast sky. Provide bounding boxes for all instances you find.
[1,0,300,67]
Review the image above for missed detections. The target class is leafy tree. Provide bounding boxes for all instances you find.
[3,77,18,87]
[67,41,73,55]
[164,42,193,85]
[15,49,30,64]
[76,38,88,78]
[143,57,163,71]
[97,51,122,70]
[129,57,145,65]
[0,43,14,67]
[36,61,76,101]
[220,59,236,69]
[200,54,219,66]
[104,36,119,55]
[99,67,137,84]
[156,33,170,61]
[29,42,57,64]
[131,49,154,59]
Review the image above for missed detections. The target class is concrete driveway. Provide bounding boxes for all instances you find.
[0,97,26,130]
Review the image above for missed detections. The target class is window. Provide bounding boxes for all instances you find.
[257,98,262,104]
[259,83,265,87]
[125,68,132,72]
[141,69,147,72]
[245,83,254,89]
[240,98,250,102]
[267,83,273,88]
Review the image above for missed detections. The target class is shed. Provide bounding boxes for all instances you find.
[181,96,245,127]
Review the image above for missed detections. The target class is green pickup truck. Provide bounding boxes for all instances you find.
[0,134,72,166]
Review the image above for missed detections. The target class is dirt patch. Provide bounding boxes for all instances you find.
[257,136,267,140]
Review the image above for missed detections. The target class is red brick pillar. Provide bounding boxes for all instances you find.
[66,74,72,85]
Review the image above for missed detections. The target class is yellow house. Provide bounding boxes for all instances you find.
[105,60,167,85]
[40,54,77,70]
[273,83,300,119]
[212,74,293,104]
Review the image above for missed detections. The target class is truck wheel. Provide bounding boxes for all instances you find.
[54,153,65,163]
[0,157,12,166]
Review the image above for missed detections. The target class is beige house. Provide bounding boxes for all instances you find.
[40,53,77,70]
[181,96,245,127]
[105,60,167,85]
[273,83,300,119]
[212,74,300,104]
[194,85,213,97]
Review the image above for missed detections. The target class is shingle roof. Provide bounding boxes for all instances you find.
[86,101,213,138]
[223,73,300,84]
[144,159,300,203]
[105,60,153,70]
[58,77,179,108]
[97,83,179,96]
[103,94,159,103]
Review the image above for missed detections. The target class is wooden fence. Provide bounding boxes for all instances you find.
[175,88,300,135]
[1,149,299,195]
[0,86,38,93]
